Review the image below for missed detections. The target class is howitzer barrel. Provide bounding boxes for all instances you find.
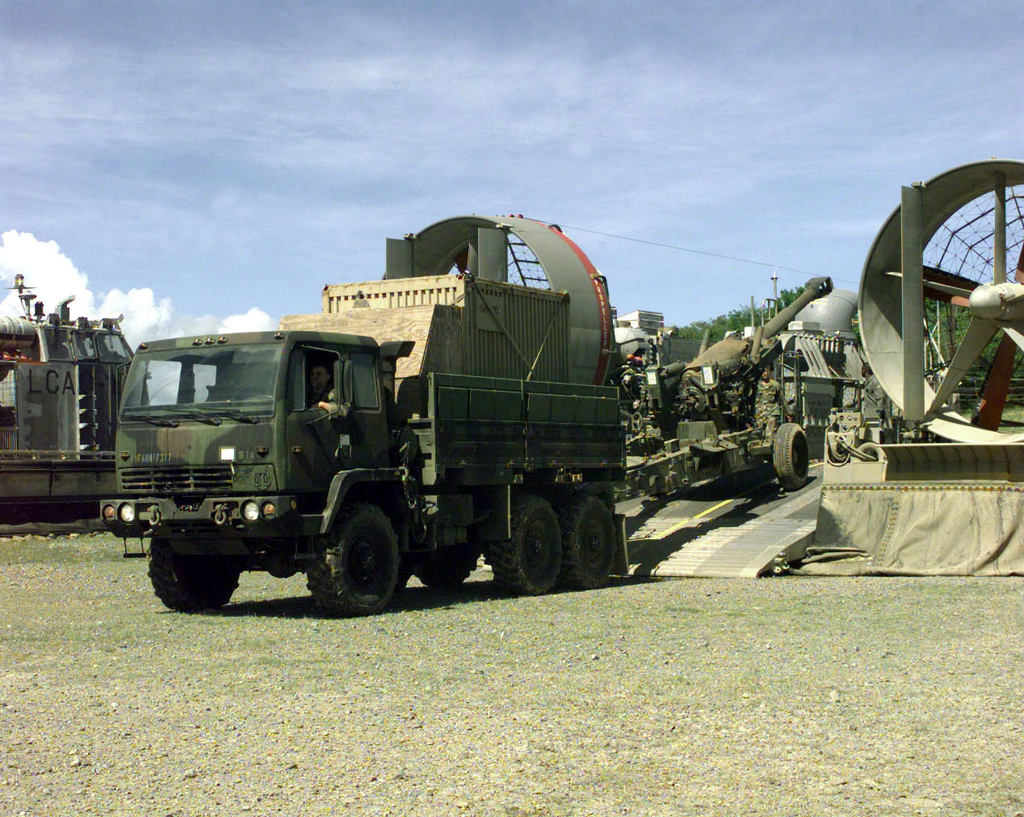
[660,276,833,381]
[662,357,689,379]
[761,277,833,341]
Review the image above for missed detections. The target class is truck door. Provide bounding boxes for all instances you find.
[284,347,344,493]
[285,347,389,491]
[344,351,389,469]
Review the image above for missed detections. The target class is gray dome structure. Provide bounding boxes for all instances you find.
[794,289,858,335]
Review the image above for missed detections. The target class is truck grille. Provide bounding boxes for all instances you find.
[120,465,233,494]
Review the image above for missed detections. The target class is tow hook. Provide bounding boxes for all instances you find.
[140,504,161,526]
[213,504,229,525]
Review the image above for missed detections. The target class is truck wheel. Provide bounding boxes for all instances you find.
[557,495,615,590]
[414,544,480,588]
[490,495,561,596]
[773,423,809,492]
[148,538,240,612]
[306,502,399,616]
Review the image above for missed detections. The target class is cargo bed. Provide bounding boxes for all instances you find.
[418,372,624,486]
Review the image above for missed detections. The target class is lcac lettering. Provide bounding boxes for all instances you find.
[28,368,76,396]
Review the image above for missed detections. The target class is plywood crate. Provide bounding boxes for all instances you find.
[286,276,571,417]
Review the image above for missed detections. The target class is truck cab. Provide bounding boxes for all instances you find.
[103,330,399,550]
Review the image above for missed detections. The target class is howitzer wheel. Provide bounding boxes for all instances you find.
[773,423,809,492]
[306,502,399,616]
[148,538,241,612]
[490,494,562,595]
[557,494,616,590]
[860,159,1024,441]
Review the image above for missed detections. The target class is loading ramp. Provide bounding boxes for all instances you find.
[623,466,821,578]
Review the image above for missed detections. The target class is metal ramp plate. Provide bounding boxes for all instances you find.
[629,486,820,578]
[628,498,735,543]
[650,517,817,578]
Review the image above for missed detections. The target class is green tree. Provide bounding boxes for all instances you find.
[671,286,805,342]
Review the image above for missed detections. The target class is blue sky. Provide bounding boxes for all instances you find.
[1,0,1021,345]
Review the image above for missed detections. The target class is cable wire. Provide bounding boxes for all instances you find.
[556,223,861,287]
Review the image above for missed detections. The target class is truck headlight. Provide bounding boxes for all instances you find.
[102,504,116,521]
[241,501,261,522]
[118,503,136,524]
[261,501,277,519]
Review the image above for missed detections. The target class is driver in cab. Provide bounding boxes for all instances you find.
[307,364,347,417]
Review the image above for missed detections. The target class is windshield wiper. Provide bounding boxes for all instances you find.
[138,415,179,428]
[132,408,255,426]
[177,411,222,426]
[155,409,224,425]
[212,410,260,424]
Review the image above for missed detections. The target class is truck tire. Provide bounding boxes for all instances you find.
[557,495,615,590]
[773,422,809,492]
[414,544,480,588]
[306,502,399,616]
[490,495,561,596]
[148,538,240,612]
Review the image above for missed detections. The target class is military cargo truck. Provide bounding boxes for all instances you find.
[103,216,627,615]
[102,328,625,615]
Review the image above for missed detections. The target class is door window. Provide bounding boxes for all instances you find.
[350,353,378,410]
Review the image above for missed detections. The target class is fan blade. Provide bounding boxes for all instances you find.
[927,319,999,414]
[1005,326,1024,354]
[994,172,1006,285]
[885,270,976,302]
[973,334,1017,430]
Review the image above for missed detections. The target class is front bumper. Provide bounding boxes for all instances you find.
[100,494,321,540]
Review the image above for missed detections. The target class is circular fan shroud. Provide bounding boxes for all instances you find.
[405,215,614,386]
[859,159,1024,442]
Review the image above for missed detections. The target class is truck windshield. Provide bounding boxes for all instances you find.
[121,343,283,418]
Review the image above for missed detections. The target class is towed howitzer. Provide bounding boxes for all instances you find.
[626,276,833,496]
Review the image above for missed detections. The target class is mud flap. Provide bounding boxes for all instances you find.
[612,512,629,576]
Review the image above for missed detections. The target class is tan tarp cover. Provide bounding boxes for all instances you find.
[803,484,1024,576]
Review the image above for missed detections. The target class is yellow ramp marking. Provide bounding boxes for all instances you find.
[647,497,735,540]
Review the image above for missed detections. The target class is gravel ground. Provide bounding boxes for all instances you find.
[2,533,1023,817]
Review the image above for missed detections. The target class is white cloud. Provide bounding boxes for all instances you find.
[0,229,98,317]
[218,307,278,335]
[0,230,277,348]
